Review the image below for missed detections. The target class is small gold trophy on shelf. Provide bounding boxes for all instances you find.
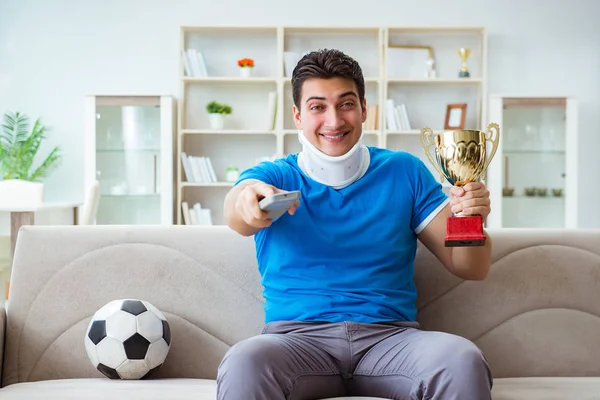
[420,123,500,247]
[458,48,471,78]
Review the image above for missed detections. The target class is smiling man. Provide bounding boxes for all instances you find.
[218,48,494,400]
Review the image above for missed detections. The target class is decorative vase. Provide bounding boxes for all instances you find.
[225,168,240,182]
[208,113,225,130]
[0,179,44,208]
[239,67,252,78]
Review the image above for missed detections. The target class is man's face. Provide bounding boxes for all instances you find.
[293,77,366,157]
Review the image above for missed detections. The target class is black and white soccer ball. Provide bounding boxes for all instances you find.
[84,299,172,380]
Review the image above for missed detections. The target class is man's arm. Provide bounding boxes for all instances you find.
[417,182,492,281]
[223,179,300,237]
[223,179,266,237]
[417,203,491,280]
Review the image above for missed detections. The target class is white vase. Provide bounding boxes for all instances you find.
[208,113,225,130]
[0,179,44,208]
[239,67,252,78]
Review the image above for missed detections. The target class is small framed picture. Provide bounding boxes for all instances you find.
[444,103,467,130]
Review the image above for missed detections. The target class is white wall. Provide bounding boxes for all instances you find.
[1,0,599,227]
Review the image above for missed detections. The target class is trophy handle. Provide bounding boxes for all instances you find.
[420,127,446,183]
[482,122,500,171]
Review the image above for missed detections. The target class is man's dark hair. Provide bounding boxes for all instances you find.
[291,48,365,110]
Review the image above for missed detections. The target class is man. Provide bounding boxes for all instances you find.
[218,48,493,400]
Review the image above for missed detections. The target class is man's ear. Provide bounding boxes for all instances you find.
[293,105,302,129]
[361,98,367,123]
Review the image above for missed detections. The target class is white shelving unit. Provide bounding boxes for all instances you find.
[84,95,176,225]
[486,95,578,229]
[177,26,487,225]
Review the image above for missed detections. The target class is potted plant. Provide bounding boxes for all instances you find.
[205,101,232,130]
[237,58,254,78]
[0,111,62,207]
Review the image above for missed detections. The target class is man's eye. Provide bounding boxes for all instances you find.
[310,105,323,110]
[342,102,355,108]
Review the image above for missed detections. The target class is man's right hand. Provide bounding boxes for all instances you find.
[235,181,300,229]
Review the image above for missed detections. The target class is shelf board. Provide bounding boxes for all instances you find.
[284,27,381,35]
[181,129,276,135]
[101,193,160,198]
[96,148,160,153]
[503,195,564,200]
[181,182,234,188]
[504,149,565,155]
[386,130,422,135]
[181,26,277,33]
[183,77,277,84]
[388,26,485,34]
[387,78,482,84]
[283,77,380,84]
[281,129,380,135]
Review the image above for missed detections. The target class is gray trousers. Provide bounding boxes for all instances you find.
[217,320,493,400]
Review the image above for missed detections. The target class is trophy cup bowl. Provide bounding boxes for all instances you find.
[421,123,499,247]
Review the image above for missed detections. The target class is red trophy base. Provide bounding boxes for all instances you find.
[445,215,486,247]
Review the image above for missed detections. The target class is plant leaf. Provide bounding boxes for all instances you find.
[29,146,61,182]
[0,111,62,181]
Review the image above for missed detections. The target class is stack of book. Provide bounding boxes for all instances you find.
[181,152,217,183]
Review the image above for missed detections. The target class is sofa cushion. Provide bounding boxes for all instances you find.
[0,377,598,399]
[0,378,215,399]
[0,379,388,399]
[492,377,600,400]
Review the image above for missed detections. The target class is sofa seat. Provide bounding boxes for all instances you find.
[0,378,388,400]
[0,378,216,399]
[492,377,600,400]
[0,377,599,399]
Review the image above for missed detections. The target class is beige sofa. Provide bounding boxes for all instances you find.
[0,225,598,399]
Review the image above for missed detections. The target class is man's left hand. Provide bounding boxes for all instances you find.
[449,181,491,220]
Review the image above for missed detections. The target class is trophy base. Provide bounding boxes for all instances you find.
[458,71,470,78]
[445,215,486,247]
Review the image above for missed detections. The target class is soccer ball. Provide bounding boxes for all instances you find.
[84,299,171,380]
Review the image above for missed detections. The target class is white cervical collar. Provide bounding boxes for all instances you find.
[297,129,370,189]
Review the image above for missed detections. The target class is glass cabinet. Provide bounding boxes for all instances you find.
[84,96,175,225]
[486,96,578,229]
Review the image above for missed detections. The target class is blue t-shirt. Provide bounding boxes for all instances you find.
[236,146,448,324]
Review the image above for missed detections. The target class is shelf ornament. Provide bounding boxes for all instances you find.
[206,101,232,130]
[237,58,255,78]
[458,48,471,78]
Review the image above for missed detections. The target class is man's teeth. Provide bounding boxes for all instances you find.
[323,132,346,138]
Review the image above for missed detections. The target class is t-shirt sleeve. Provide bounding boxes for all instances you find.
[234,160,284,188]
[410,157,449,234]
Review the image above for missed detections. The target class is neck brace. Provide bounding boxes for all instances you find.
[297,129,370,189]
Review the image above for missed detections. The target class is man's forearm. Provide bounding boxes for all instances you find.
[450,231,492,280]
[223,179,261,237]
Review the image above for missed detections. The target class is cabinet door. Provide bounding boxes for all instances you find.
[84,96,174,225]
[487,96,577,228]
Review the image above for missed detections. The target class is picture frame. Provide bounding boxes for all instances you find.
[387,45,436,79]
[444,103,467,130]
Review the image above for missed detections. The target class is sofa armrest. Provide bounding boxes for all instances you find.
[0,304,5,383]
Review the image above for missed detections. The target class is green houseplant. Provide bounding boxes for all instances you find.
[205,101,232,130]
[0,111,62,206]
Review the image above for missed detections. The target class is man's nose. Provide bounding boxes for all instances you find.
[324,108,344,129]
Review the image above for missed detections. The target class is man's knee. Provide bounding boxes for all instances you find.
[439,334,489,371]
[434,333,492,390]
[218,335,281,377]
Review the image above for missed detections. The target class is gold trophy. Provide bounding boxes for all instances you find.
[458,48,471,78]
[420,123,499,247]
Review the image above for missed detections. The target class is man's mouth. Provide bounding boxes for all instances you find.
[319,131,349,140]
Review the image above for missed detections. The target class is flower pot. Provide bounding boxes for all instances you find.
[208,113,225,130]
[0,179,44,208]
[239,67,252,78]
